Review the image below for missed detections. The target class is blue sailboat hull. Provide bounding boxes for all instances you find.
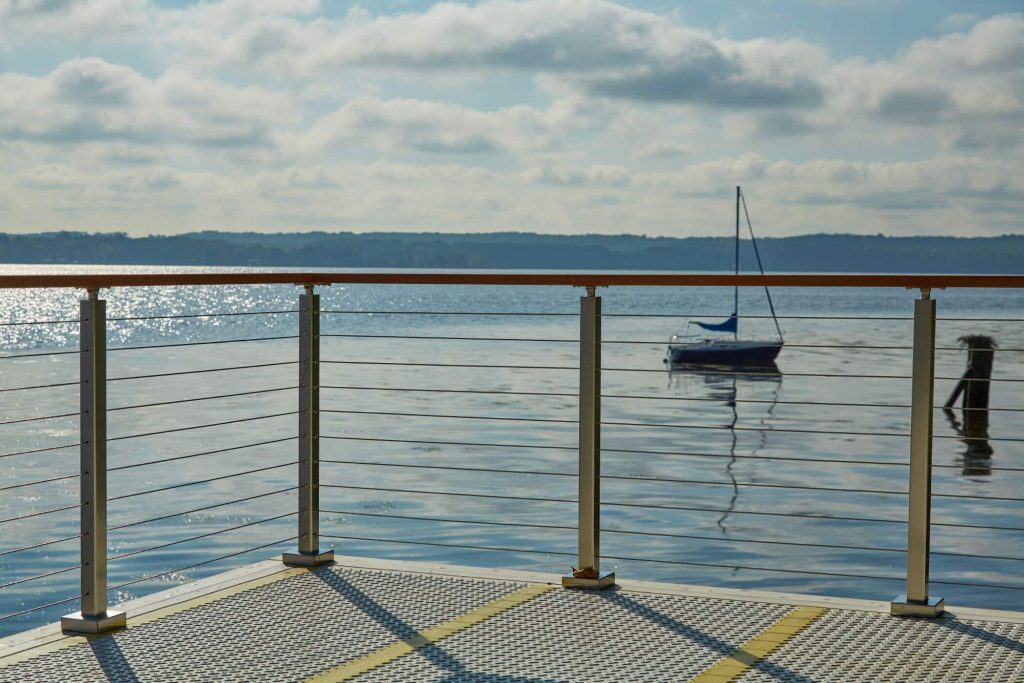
[667,340,783,366]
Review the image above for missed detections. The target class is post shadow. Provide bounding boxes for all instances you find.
[88,636,140,683]
[310,568,567,683]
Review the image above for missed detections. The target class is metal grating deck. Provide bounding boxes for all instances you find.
[1,557,1022,682]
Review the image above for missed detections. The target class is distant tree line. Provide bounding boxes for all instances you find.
[1,230,1022,273]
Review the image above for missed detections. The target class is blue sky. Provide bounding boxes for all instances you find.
[0,1,1021,237]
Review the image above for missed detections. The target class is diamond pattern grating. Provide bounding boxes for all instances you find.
[1,563,1022,683]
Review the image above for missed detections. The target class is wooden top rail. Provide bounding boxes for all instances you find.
[0,272,1023,290]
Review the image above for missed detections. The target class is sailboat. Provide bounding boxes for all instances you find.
[666,186,784,367]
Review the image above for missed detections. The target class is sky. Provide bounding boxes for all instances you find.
[0,0,1021,238]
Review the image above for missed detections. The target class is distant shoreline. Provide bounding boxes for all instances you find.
[1,231,1022,273]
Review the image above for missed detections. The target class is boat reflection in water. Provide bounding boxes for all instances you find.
[943,406,994,477]
[666,362,782,534]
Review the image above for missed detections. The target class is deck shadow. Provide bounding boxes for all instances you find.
[311,568,569,683]
[599,591,817,683]
[88,636,140,683]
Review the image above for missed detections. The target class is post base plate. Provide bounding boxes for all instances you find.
[891,594,945,618]
[561,572,616,590]
[61,610,127,634]
[282,550,335,567]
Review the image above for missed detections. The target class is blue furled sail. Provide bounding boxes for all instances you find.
[694,313,737,333]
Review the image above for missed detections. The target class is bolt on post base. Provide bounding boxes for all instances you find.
[61,610,126,634]
[891,594,944,618]
[561,571,615,590]
[282,550,335,567]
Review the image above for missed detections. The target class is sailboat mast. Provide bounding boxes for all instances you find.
[734,186,740,340]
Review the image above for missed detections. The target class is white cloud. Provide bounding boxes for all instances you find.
[306,96,581,156]
[0,0,149,47]
[0,58,297,148]
[0,2,1021,237]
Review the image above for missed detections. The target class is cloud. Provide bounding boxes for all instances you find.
[0,58,297,148]
[0,0,149,46]
[826,14,1024,149]
[631,141,692,160]
[163,0,829,111]
[307,96,579,156]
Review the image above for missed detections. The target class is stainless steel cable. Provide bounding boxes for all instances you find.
[0,443,79,459]
[321,534,571,558]
[608,340,914,350]
[0,380,79,393]
[321,385,576,399]
[0,565,81,591]
[318,534,1023,588]
[0,350,79,360]
[323,510,1024,561]
[604,313,912,321]
[109,310,298,322]
[320,435,574,451]
[0,473,79,493]
[321,385,913,410]
[321,459,570,478]
[933,519,1024,532]
[602,418,910,439]
[320,509,574,532]
[108,335,299,352]
[603,445,908,468]
[320,484,575,505]
[108,512,295,562]
[320,360,577,371]
[605,393,911,409]
[108,461,297,501]
[107,537,297,591]
[601,473,906,497]
[109,386,296,413]
[321,409,576,425]
[0,595,83,623]
[109,487,298,531]
[0,504,80,526]
[0,534,81,558]
[321,333,576,343]
[610,366,912,380]
[321,310,576,317]
[108,360,296,383]
[0,319,78,327]
[108,436,299,472]
[603,528,1024,562]
[107,411,297,442]
[602,554,904,583]
[602,500,905,525]
[0,411,80,426]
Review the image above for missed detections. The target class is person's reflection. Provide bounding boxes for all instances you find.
[944,406,993,477]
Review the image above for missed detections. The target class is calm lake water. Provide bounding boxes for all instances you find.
[1,264,1023,636]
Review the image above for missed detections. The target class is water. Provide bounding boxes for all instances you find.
[1,264,1023,636]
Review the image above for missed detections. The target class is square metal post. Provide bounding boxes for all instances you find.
[892,290,944,617]
[284,288,333,566]
[62,291,125,633]
[563,287,614,589]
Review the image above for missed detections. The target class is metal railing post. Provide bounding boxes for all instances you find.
[284,285,333,566]
[62,289,125,633]
[563,286,614,589]
[892,288,944,617]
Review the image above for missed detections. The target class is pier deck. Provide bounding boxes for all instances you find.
[1,556,1021,682]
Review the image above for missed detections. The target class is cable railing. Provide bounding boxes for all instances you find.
[1,271,1023,637]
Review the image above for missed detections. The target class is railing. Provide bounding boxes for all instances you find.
[1,272,1023,635]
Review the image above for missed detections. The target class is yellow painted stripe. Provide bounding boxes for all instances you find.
[691,606,826,683]
[306,583,554,683]
[0,567,309,668]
